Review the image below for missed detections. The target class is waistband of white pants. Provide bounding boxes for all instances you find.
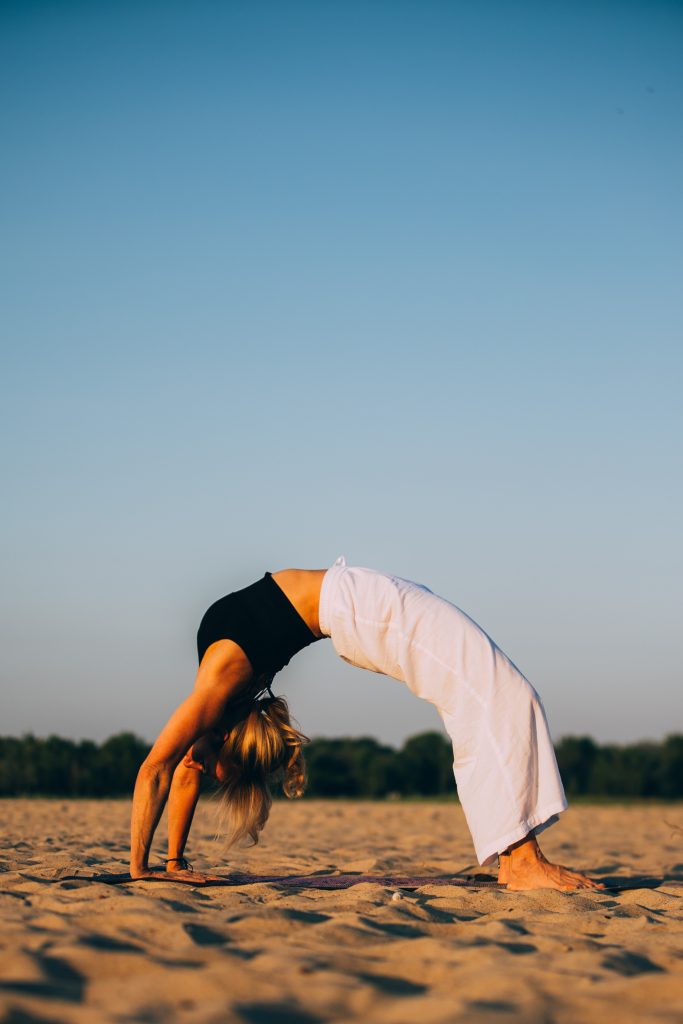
[318,555,347,637]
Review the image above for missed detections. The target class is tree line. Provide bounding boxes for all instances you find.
[0,731,682,798]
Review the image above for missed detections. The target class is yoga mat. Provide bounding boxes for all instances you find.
[48,871,502,889]
[42,871,664,891]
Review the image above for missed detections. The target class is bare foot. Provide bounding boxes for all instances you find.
[504,856,605,891]
[498,835,605,892]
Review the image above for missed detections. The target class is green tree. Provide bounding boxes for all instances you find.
[555,736,598,795]
[399,732,453,795]
[659,734,683,798]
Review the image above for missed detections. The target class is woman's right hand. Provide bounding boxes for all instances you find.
[129,867,225,884]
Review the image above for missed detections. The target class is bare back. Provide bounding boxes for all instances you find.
[270,568,328,638]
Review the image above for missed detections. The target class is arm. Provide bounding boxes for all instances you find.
[166,756,202,869]
[130,665,239,878]
[130,756,175,877]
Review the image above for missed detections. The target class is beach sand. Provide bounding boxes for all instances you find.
[1,798,682,1023]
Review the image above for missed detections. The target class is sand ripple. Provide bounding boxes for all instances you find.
[1,799,682,1022]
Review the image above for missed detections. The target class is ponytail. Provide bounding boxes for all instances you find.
[214,695,308,847]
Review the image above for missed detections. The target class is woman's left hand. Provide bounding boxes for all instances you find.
[130,868,224,884]
[163,868,225,884]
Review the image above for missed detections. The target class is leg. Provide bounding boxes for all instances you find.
[497,831,604,891]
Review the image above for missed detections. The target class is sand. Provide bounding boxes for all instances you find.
[1,798,682,1023]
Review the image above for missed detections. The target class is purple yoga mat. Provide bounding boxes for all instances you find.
[44,871,662,890]
[50,871,502,889]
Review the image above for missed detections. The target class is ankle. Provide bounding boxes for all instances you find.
[507,837,541,866]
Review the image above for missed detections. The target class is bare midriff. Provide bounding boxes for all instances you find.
[270,568,328,638]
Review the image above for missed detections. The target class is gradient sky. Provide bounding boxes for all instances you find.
[1,0,681,748]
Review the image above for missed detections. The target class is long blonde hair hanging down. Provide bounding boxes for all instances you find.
[214,692,308,847]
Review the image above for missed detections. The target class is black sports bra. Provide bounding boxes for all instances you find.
[196,573,320,676]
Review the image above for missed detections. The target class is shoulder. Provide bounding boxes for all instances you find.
[196,639,253,688]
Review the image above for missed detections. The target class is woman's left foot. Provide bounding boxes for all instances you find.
[502,858,605,891]
[498,838,605,891]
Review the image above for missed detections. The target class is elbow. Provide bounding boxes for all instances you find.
[137,757,173,786]
[173,758,201,785]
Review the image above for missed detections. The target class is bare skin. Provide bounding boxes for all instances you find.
[130,566,603,892]
[498,834,605,891]
[270,568,327,637]
[130,570,326,882]
[129,638,253,881]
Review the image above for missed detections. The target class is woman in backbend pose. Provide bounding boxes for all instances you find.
[130,558,603,891]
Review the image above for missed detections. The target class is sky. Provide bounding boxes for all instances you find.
[1,0,681,749]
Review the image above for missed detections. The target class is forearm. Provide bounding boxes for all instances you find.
[167,760,202,865]
[128,667,239,877]
[130,761,174,876]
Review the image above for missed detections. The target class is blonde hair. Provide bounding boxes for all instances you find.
[215,694,308,847]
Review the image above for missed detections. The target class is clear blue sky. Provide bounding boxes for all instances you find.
[1,0,681,748]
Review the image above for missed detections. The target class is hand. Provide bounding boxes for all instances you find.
[164,868,225,884]
[129,868,164,881]
[130,867,224,884]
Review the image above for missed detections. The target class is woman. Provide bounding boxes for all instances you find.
[131,557,603,891]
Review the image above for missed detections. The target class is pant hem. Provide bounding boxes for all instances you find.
[476,798,569,866]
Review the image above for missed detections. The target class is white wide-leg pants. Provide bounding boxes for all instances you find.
[319,558,568,865]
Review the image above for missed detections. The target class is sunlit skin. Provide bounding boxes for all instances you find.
[130,570,326,884]
[130,568,604,891]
